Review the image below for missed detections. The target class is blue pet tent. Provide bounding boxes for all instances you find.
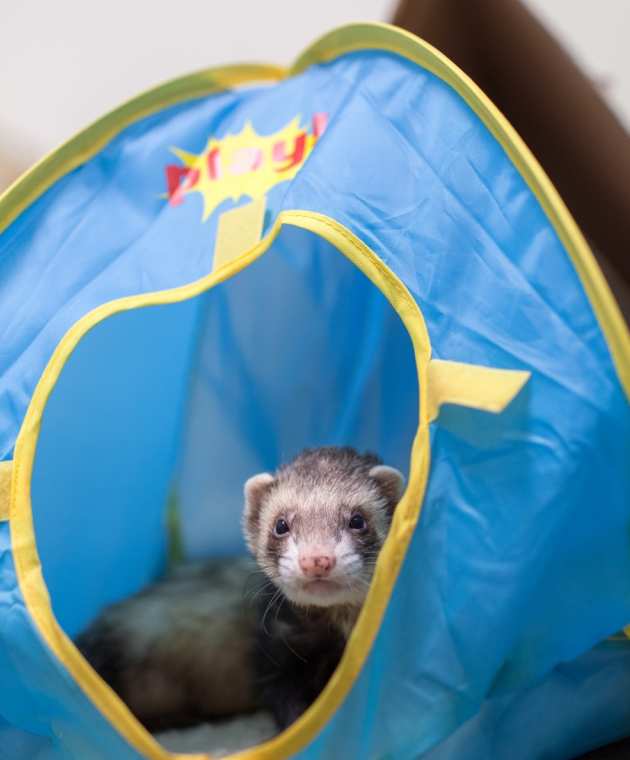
[1,22,629,760]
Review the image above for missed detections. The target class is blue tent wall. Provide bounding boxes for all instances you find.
[0,23,628,760]
[32,298,204,637]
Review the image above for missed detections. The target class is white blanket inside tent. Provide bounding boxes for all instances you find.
[155,711,277,757]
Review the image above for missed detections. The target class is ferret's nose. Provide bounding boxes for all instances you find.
[299,551,336,578]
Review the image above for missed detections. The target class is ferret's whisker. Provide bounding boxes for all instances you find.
[261,588,283,635]
[245,581,275,604]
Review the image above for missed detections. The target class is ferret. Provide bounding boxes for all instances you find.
[243,446,404,729]
[76,446,404,733]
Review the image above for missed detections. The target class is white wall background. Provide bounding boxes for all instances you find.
[1,1,628,170]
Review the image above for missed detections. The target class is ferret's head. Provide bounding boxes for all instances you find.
[243,447,405,609]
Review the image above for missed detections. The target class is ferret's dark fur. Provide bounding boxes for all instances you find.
[244,447,405,728]
[254,598,347,729]
[76,558,259,731]
[76,446,404,733]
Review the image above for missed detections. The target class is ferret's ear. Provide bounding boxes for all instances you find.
[243,473,275,553]
[369,465,405,513]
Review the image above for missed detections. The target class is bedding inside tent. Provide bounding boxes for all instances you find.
[30,225,418,669]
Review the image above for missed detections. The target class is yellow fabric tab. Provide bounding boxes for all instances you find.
[427,358,530,422]
[0,460,12,522]
[624,625,630,639]
[212,196,266,272]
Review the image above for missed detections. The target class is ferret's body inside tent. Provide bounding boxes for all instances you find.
[0,23,629,760]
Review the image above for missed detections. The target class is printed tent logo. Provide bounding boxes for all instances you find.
[165,113,328,219]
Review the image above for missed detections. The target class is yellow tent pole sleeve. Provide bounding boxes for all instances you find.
[0,461,12,522]
[427,359,530,422]
[212,197,267,272]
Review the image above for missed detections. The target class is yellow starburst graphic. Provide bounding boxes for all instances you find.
[165,113,328,220]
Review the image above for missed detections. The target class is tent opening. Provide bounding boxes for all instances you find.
[29,224,419,747]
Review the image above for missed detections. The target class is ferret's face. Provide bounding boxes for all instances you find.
[243,449,404,609]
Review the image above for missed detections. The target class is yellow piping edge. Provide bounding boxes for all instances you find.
[11,210,431,760]
[290,22,630,400]
[0,63,285,234]
[0,460,12,522]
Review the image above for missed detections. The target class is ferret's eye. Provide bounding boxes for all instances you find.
[349,514,367,532]
[273,518,290,537]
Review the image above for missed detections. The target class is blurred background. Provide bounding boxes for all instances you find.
[1,1,629,191]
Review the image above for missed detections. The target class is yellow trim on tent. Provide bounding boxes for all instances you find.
[0,461,12,522]
[10,211,431,760]
[3,20,630,760]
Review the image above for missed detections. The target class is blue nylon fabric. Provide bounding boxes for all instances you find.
[32,298,204,637]
[423,640,630,760]
[0,524,143,760]
[0,718,57,760]
[0,44,627,759]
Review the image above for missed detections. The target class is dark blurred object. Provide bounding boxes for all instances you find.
[392,0,630,321]
[575,737,630,760]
